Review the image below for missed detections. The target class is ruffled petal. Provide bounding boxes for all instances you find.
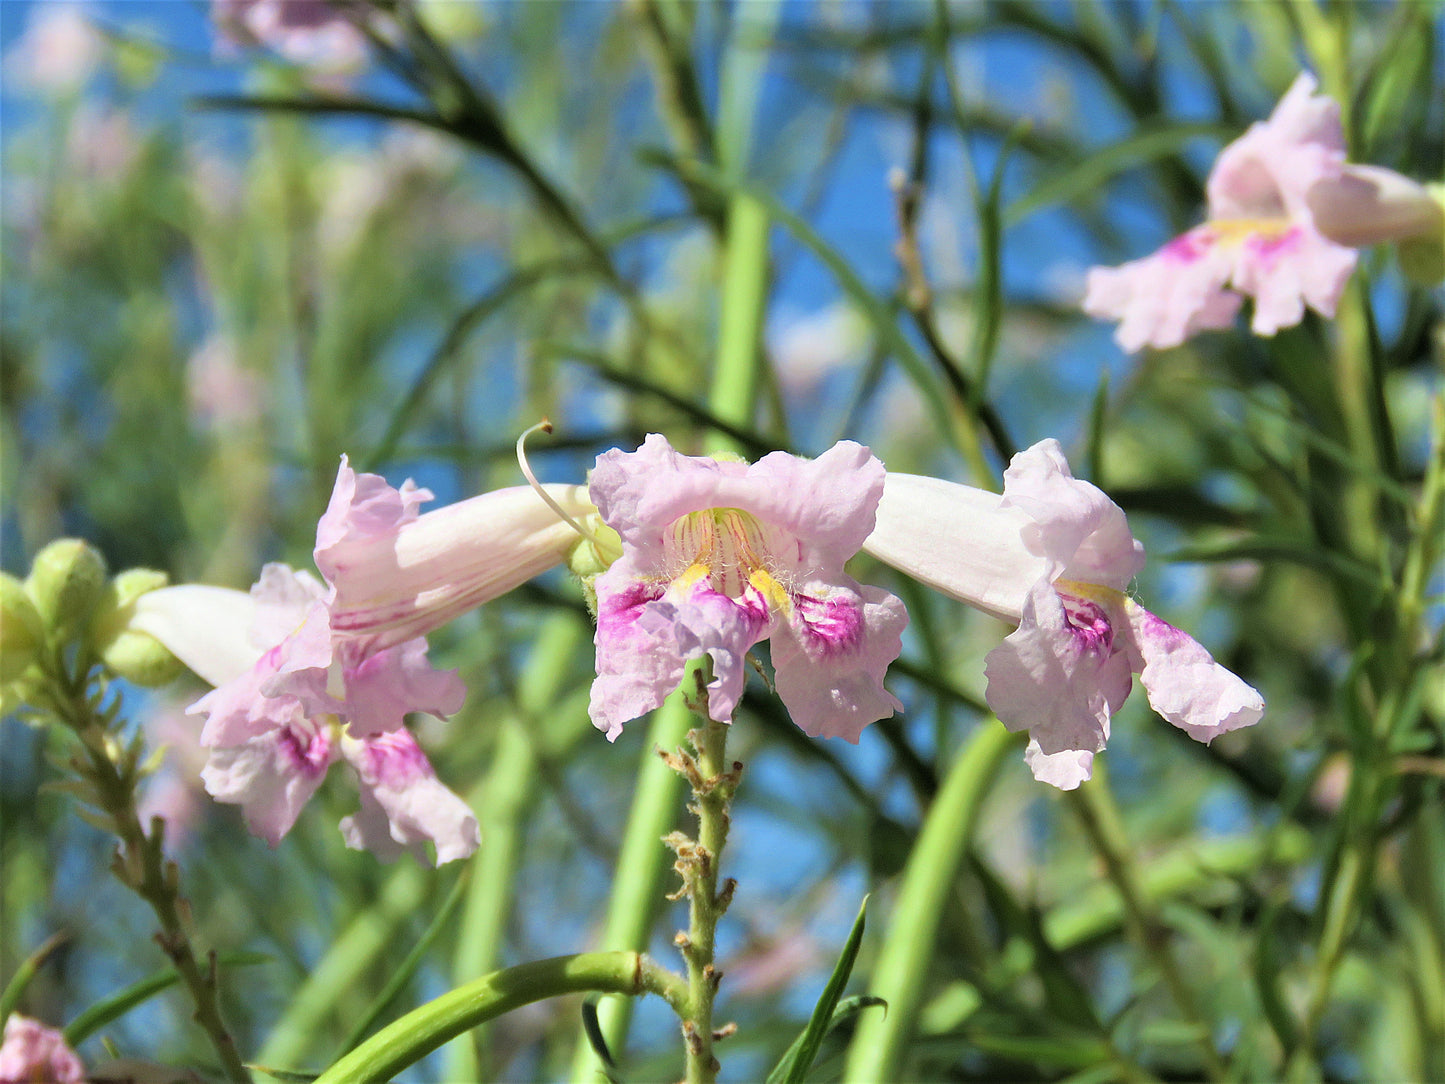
[589,566,769,737]
[1023,740,1096,790]
[338,638,467,736]
[1208,73,1344,220]
[339,730,479,865]
[314,453,431,584]
[1121,598,1264,742]
[742,441,884,570]
[984,581,1131,756]
[1001,440,1145,590]
[771,578,907,742]
[200,723,335,846]
[1228,226,1357,334]
[1082,229,1242,352]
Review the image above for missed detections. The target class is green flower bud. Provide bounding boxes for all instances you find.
[1,573,45,684]
[25,539,108,640]
[1399,183,1445,287]
[91,568,182,687]
[567,517,623,618]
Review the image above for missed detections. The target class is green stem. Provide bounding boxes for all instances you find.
[447,615,585,1080]
[679,712,736,1084]
[52,671,250,1082]
[841,722,1016,1084]
[567,688,694,1081]
[314,952,687,1084]
[1067,770,1228,1083]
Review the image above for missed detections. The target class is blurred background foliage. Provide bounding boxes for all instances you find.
[1,1,1442,1081]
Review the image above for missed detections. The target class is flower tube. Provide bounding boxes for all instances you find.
[864,439,1263,789]
[1306,165,1444,247]
[587,434,909,743]
[1083,73,1358,351]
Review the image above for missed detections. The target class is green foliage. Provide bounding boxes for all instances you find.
[2,1,1442,1082]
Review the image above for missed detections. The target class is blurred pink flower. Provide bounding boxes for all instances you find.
[136,700,213,850]
[211,0,369,72]
[864,440,1263,789]
[588,434,908,743]
[0,1014,85,1084]
[186,335,262,432]
[1083,74,1358,351]
[5,4,103,95]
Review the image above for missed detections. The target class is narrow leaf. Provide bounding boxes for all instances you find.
[766,896,871,1084]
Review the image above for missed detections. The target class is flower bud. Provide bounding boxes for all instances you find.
[91,568,184,687]
[25,538,108,639]
[1,572,45,683]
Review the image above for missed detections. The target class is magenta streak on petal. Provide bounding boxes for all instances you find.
[353,730,434,786]
[1163,230,1212,262]
[1244,225,1303,262]
[1059,594,1114,658]
[278,726,332,780]
[791,593,863,656]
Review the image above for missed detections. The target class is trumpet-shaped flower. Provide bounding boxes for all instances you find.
[132,456,592,860]
[864,439,1263,789]
[588,434,908,743]
[212,0,370,71]
[1083,73,1357,351]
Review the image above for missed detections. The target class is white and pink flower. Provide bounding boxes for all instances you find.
[864,439,1263,789]
[587,434,908,743]
[133,456,593,861]
[212,0,370,72]
[1083,73,1358,351]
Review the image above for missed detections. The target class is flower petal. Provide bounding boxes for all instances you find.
[200,723,335,846]
[1082,229,1243,352]
[1307,164,1445,246]
[983,581,1131,756]
[339,730,479,865]
[863,472,1045,624]
[338,638,467,736]
[1121,599,1263,742]
[1022,739,1095,790]
[131,585,259,687]
[1001,440,1145,590]
[771,579,907,742]
[0,1015,86,1084]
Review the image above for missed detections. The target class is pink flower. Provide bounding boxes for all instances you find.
[0,1015,85,1084]
[1083,73,1358,351]
[864,440,1263,789]
[587,434,908,743]
[211,0,369,71]
[132,456,593,860]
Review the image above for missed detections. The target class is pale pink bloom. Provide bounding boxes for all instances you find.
[1083,74,1358,351]
[5,5,103,95]
[136,700,213,849]
[1306,165,1445,246]
[864,439,1263,789]
[0,1015,85,1084]
[132,456,592,860]
[588,434,908,743]
[212,0,369,71]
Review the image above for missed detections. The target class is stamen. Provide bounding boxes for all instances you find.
[516,419,611,549]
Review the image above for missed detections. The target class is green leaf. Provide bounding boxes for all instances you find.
[1,932,68,1027]
[248,1067,320,1083]
[332,866,472,1057]
[766,896,875,1084]
[63,951,271,1045]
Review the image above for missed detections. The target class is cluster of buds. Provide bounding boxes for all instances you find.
[2,538,182,714]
